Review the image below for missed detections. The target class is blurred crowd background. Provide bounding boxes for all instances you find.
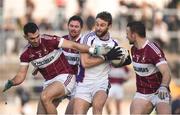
[0,0,180,114]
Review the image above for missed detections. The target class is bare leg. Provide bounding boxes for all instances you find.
[37,100,47,114]
[92,90,108,114]
[116,99,121,114]
[105,98,112,114]
[65,98,74,114]
[130,98,153,114]
[156,102,171,114]
[73,98,90,114]
[40,81,66,114]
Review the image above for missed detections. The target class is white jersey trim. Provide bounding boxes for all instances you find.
[58,38,64,47]
[31,49,62,68]
[156,60,167,67]
[148,42,161,55]
[20,62,29,65]
[132,61,159,77]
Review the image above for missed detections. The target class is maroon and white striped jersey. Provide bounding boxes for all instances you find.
[62,35,81,75]
[20,34,74,80]
[131,40,167,94]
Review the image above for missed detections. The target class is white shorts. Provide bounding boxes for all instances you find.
[43,74,75,95]
[74,79,110,103]
[108,84,124,100]
[134,92,171,106]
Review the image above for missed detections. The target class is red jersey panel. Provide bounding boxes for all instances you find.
[20,34,74,80]
[131,40,167,94]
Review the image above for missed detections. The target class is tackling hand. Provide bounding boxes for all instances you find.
[3,80,14,92]
[156,85,169,100]
[103,46,123,61]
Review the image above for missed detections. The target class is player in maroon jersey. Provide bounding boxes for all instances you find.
[2,22,122,114]
[62,15,83,114]
[126,21,171,114]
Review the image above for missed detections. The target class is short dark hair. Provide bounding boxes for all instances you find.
[68,15,83,28]
[96,11,112,26]
[23,22,39,35]
[127,21,146,37]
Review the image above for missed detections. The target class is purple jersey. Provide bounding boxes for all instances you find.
[20,34,74,80]
[131,40,167,94]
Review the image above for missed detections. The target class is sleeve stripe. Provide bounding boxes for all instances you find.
[20,62,29,65]
[148,42,161,55]
[83,32,95,44]
[113,39,118,46]
[156,60,167,66]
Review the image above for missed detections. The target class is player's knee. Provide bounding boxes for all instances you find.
[92,103,103,112]
[40,91,51,103]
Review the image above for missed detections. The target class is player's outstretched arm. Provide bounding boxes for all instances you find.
[59,38,108,55]
[3,65,29,92]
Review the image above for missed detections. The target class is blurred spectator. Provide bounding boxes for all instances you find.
[85,14,95,31]
[152,11,169,49]
[38,18,52,31]
[77,0,86,16]
[140,2,153,30]
[16,87,31,115]
[165,15,179,31]
[170,79,180,114]
[172,98,180,114]
[105,66,130,114]
[25,0,35,22]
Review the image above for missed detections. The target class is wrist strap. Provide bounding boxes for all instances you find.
[89,47,95,55]
[8,80,14,86]
[160,84,168,89]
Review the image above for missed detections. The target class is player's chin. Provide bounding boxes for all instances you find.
[32,43,39,47]
[96,32,103,37]
[129,41,134,45]
[70,33,78,38]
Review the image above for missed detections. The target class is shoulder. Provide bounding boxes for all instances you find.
[81,31,96,44]
[19,44,31,59]
[147,41,164,55]
[20,44,30,55]
[41,34,60,40]
[82,31,96,39]
[62,35,69,40]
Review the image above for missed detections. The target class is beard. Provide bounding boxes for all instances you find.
[95,29,108,37]
[31,42,39,47]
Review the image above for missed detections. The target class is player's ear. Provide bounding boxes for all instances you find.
[131,33,135,39]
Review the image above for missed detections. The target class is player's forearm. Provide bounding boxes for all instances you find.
[72,42,90,53]
[11,73,26,86]
[81,56,104,68]
[161,75,171,87]
[158,64,171,87]
[161,70,171,87]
